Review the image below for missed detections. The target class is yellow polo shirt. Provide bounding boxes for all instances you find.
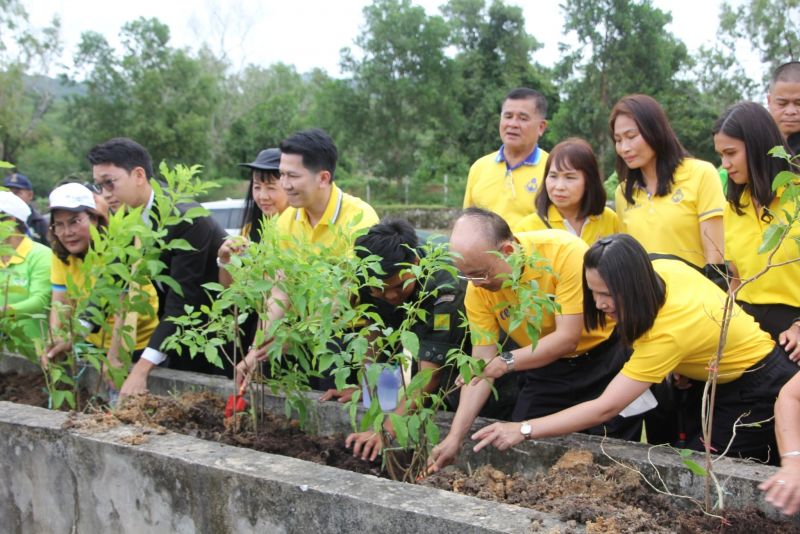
[51,255,159,350]
[621,259,773,384]
[465,230,612,353]
[724,188,800,307]
[615,158,724,268]
[463,147,549,227]
[513,205,620,245]
[276,184,379,256]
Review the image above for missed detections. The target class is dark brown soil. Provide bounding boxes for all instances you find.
[6,377,794,533]
[0,371,49,407]
[109,392,382,477]
[422,449,799,533]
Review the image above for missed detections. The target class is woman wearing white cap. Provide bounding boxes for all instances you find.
[0,191,51,357]
[41,183,159,391]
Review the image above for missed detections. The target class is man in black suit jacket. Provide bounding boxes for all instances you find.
[87,137,228,398]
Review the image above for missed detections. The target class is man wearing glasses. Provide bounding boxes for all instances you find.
[87,137,228,398]
[428,208,643,472]
[462,88,550,227]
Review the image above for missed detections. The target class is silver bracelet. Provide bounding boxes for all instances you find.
[781,450,800,458]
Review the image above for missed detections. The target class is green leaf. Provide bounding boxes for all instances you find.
[682,459,708,477]
[407,415,421,444]
[758,224,784,254]
[400,331,419,358]
[425,418,440,445]
[389,413,408,447]
[772,171,798,191]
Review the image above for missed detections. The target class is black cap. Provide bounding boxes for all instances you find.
[240,148,281,171]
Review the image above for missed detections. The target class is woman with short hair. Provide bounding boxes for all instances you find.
[514,137,619,244]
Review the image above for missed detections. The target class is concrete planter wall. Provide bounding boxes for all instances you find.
[0,355,796,531]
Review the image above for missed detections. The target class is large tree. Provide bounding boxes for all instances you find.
[549,0,701,169]
[64,18,224,175]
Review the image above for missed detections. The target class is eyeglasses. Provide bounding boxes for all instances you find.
[50,214,89,235]
[94,176,121,192]
[83,182,102,194]
[457,272,490,282]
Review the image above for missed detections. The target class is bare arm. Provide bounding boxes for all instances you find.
[760,373,800,514]
[700,216,724,265]
[471,374,651,452]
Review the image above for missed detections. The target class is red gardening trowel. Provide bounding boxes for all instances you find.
[225,384,248,418]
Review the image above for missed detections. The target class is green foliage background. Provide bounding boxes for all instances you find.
[0,0,797,207]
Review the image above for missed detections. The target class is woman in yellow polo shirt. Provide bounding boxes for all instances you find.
[713,101,800,347]
[472,234,796,464]
[610,94,727,286]
[513,138,619,244]
[41,183,159,383]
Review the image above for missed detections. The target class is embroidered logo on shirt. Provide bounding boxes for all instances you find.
[671,188,684,203]
[525,178,538,193]
[433,313,450,331]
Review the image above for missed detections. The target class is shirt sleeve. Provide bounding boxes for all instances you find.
[550,239,588,316]
[463,162,477,208]
[9,248,51,314]
[50,255,67,291]
[620,328,682,383]
[694,161,725,222]
[465,285,499,346]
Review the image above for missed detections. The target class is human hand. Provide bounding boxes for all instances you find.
[760,460,800,515]
[234,344,269,390]
[671,373,693,390]
[455,356,504,388]
[426,434,462,475]
[345,431,384,461]
[319,386,358,403]
[40,339,71,369]
[779,323,800,362]
[217,236,249,266]
[471,421,525,453]
[119,365,149,399]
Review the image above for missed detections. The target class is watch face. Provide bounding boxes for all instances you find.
[520,423,532,436]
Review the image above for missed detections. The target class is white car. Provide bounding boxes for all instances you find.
[201,198,245,236]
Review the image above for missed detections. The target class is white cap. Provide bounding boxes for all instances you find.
[49,183,97,212]
[0,191,32,224]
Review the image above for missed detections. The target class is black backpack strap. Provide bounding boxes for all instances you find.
[647,252,704,275]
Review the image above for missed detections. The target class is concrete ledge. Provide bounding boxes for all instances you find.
[0,401,564,534]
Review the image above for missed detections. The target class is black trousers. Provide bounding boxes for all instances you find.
[511,332,643,441]
[685,345,799,465]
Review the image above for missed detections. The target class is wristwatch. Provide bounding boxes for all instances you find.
[520,421,532,439]
[499,351,515,372]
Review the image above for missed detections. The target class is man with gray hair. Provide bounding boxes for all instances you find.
[767,61,800,154]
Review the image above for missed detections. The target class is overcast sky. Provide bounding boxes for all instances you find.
[24,0,763,89]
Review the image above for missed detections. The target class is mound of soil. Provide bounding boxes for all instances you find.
[0,372,49,407]
[110,392,382,477]
[58,389,799,532]
[421,450,798,533]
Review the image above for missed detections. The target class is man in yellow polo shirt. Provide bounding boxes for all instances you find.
[428,208,642,473]
[276,128,378,253]
[235,128,378,388]
[767,61,800,154]
[463,88,550,227]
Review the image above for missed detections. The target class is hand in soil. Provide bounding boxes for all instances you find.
[40,338,71,368]
[760,459,800,515]
[119,360,152,399]
[345,431,382,461]
[472,421,524,452]
[427,434,462,474]
[318,387,358,403]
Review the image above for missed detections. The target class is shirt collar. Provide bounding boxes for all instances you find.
[295,184,343,227]
[2,236,33,267]
[495,144,542,170]
[142,189,155,224]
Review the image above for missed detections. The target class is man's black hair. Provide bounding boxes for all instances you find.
[86,137,154,179]
[279,128,338,181]
[355,217,418,279]
[504,87,548,118]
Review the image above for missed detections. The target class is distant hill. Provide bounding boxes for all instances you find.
[22,74,86,99]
